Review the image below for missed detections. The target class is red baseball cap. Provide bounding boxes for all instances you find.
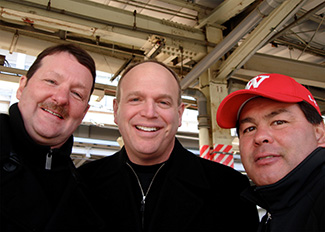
[216,73,321,129]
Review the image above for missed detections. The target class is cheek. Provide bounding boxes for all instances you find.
[70,104,88,120]
[238,148,248,162]
[238,140,252,162]
[166,116,179,128]
[115,108,135,125]
[238,140,247,155]
[279,132,315,163]
[164,110,181,125]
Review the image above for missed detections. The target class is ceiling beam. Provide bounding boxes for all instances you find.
[1,0,207,45]
[268,1,325,46]
[216,0,309,81]
[1,0,211,66]
[234,63,325,88]
[195,0,255,29]
[180,0,290,89]
[243,53,325,87]
[159,0,210,13]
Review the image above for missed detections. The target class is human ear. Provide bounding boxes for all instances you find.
[113,98,119,125]
[82,104,90,117]
[315,122,325,147]
[16,76,28,100]
[178,103,185,127]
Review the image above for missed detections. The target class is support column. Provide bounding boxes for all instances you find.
[198,70,212,159]
[198,25,235,167]
[197,25,223,159]
[209,82,234,168]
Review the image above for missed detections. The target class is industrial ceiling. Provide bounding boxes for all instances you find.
[0,0,324,168]
[0,0,324,112]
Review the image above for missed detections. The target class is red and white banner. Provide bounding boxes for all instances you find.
[199,144,210,159]
[210,144,234,168]
[199,144,234,168]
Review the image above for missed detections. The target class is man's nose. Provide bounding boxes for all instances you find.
[52,88,69,105]
[140,100,158,118]
[254,126,274,145]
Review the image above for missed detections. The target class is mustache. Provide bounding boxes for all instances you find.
[39,102,68,119]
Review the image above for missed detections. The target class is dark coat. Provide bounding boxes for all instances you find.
[79,139,259,232]
[0,103,103,232]
[241,147,325,232]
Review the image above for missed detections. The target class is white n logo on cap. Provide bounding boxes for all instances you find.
[308,95,318,107]
[246,75,270,89]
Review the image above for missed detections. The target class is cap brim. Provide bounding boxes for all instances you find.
[216,89,304,129]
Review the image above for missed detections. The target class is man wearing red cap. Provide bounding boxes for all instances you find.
[217,73,325,232]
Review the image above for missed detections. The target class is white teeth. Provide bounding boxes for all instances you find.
[43,108,63,119]
[258,156,273,160]
[136,126,158,132]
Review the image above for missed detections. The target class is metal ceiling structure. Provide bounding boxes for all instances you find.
[0,0,324,167]
[1,0,324,95]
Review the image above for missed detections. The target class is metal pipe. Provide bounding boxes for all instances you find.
[110,55,135,81]
[227,0,310,78]
[183,88,210,155]
[268,1,325,43]
[180,0,286,90]
[183,88,207,118]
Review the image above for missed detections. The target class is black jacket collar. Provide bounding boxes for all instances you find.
[241,147,325,213]
[8,103,73,170]
[116,138,210,190]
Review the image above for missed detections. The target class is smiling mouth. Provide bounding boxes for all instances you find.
[42,108,64,119]
[256,155,276,161]
[136,125,159,132]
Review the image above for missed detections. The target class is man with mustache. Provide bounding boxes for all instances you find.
[79,60,259,231]
[217,73,325,231]
[0,43,103,231]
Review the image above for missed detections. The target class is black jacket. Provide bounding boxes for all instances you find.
[241,147,325,232]
[0,103,103,232]
[79,139,259,232]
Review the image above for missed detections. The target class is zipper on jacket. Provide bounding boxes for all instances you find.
[265,212,272,223]
[126,162,165,230]
[264,212,272,231]
[45,149,53,170]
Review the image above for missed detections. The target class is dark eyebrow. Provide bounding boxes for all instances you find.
[264,108,289,119]
[239,108,290,125]
[239,117,255,125]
